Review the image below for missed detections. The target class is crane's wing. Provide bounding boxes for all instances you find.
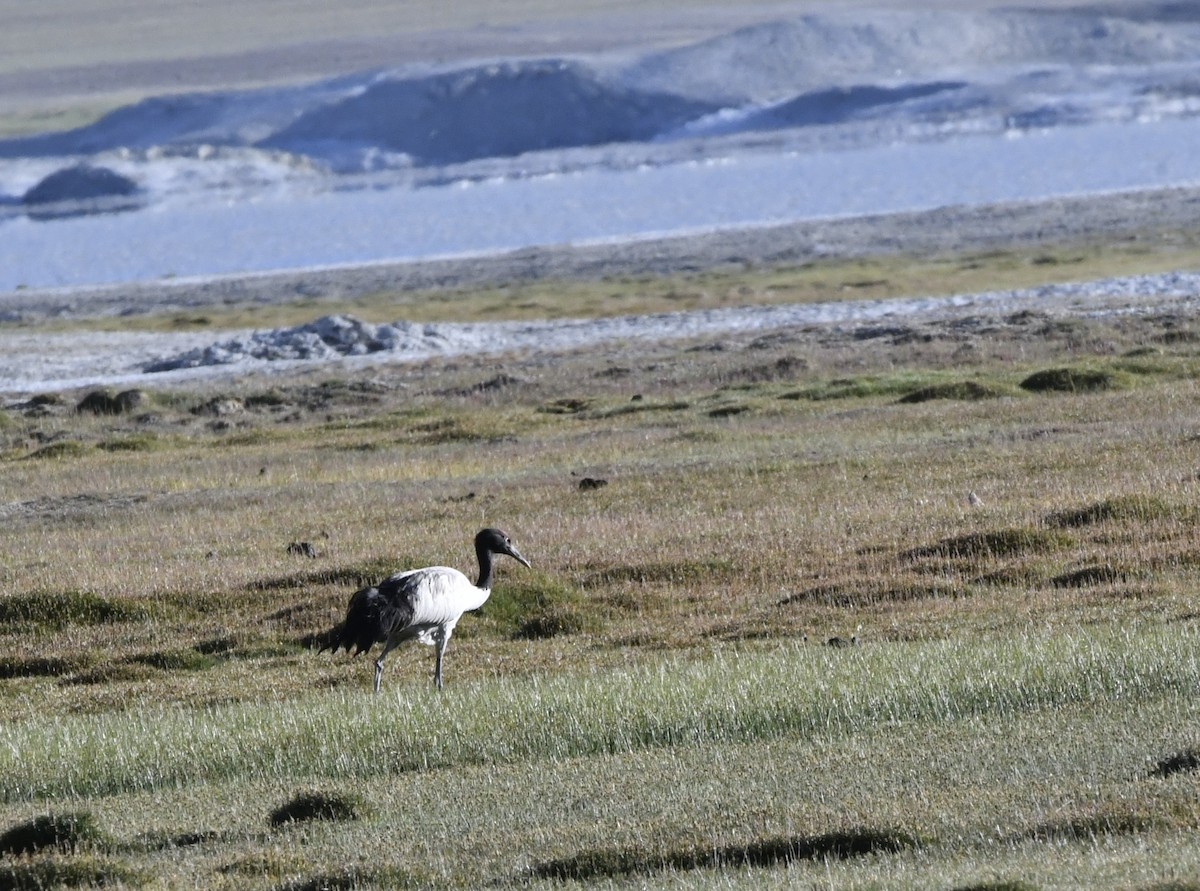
[318,579,416,656]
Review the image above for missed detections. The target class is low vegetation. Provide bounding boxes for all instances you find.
[2,239,1200,887]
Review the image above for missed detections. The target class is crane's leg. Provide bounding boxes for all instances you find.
[434,632,450,691]
[373,637,399,695]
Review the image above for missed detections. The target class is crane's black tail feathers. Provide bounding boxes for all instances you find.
[318,585,390,656]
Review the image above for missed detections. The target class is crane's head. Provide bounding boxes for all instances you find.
[476,527,531,568]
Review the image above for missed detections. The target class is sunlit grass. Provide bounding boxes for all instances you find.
[2,625,1195,804]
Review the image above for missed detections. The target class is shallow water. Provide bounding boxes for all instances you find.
[2,115,1199,294]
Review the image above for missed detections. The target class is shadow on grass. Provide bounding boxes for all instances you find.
[0,812,109,856]
[1149,748,1200,779]
[0,590,148,629]
[1017,810,1161,843]
[904,528,1071,561]
[131,829,228,851]
[1050,564,1139,588]
[0,855,145,890]
[1047,494,1182,528]
[274,866,431,891]
[0,655,90,679]
[779,580,968,607]
[269,790,366,827]
[529,828,918,881]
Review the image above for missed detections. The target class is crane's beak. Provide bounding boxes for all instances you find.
[507,544,531,568]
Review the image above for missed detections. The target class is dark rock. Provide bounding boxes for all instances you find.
[76,388,148,415]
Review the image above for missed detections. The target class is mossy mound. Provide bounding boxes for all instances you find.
[1019,367,1117,393]
[898,381,1006,403]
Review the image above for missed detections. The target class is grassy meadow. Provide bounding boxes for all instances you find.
[2,240,1200,888]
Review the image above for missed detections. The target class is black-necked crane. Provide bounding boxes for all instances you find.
[319,527,530,693]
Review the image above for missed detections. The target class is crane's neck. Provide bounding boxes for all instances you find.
[474,543,496,592]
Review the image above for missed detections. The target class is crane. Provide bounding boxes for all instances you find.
[319,527,531,692]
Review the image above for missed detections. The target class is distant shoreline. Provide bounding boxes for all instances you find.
[3,185,1199,323]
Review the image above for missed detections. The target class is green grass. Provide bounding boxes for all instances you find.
[1,627,1194,803]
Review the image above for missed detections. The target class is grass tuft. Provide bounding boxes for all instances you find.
[23,440,90,460]
[538,397,594,415]
[529,827,918,880]
[96,434,162,452]
[60,663,157,686]
[1020,810,1161,842]
[75,388,148,415]
[779,581,968,607]
[250,560,408,593]
[515,606,588,639]
[0,812,108,855]
[580,559,737,587]
[268,790,365,827]
[589,399,691,418]
[126,649,220,672]
[781,375,923,402]
[132,830,225,851]
[951,882,1042,891]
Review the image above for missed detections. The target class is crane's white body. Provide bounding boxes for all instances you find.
[389,567,490,638]
[375,566,488,648]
